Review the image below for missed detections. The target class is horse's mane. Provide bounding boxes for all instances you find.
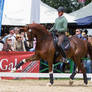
[28,23,50,35]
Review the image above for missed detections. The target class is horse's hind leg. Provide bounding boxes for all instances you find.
[69,56,77,85]
[70,64,77,80]
[69,60,77,85]
[80,63,88,85]
[73,57,88,85]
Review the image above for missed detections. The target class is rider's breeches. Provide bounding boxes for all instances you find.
[57,34,64,46]
[57,34,66,58]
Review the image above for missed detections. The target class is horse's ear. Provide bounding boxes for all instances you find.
[19,26,28,32]
[26,24,31,29]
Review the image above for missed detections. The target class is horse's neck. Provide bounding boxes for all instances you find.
[35,31,50,41]
[35,32,51,49]
[36,34,48,43]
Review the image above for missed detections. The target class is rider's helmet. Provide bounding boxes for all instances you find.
[57,6,64,12]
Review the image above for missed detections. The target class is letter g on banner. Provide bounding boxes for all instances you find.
[0,59,8,70]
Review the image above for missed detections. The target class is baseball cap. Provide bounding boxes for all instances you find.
[9,27,14,31]
[57,6,64,12]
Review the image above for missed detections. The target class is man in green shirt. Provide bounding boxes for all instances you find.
[49,6,68,62]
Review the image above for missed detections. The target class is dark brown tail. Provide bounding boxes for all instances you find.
[87,42,92,60]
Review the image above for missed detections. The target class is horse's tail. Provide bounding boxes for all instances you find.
[87,42,92,60]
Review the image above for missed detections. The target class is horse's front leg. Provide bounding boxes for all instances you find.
[47,52,57,86]
[11,54,39,72]
[47,58,54,86]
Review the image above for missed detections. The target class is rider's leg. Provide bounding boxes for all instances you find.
[58,34,68,62]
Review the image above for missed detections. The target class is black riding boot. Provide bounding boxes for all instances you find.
[58,46,68,63]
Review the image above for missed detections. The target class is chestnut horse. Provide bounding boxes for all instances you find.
[12,23,92,86]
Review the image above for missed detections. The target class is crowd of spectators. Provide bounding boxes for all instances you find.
[0,27,35,52]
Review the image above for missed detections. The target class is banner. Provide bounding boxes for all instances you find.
[0,51,40,79]
[0,0,4,36]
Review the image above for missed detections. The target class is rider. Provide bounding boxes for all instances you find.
[49,6,68,62]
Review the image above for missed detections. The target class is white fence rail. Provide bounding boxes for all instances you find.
[0,72,92,79]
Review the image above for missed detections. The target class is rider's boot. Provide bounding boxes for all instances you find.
[59,46,68,63]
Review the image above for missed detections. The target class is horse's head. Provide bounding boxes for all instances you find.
[26,23,51,38]
[19,24,35,42]
[19,26,29,32]
[27,23,49,32]
[19,23,52,45]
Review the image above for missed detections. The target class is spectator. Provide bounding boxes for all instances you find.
[14,34,26,51]
[2,27,16,47]
[75,29,86,40]
[82,33,92,73]
[75,29,92,73]
[2,37,14,51]
[65,31,70,37]
[84,29,88,35]
[20,31,26,41]
[82,31,88,40]
[13,27,20,37]
[83,58,92,73]
[20,31,30,51]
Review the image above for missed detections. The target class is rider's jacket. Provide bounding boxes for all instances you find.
[49,15,68,33]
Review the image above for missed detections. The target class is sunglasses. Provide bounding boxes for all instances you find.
[7,39,12,41]
[76,31,80,32]
[17,37,21,38]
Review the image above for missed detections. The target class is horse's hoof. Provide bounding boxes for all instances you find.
[83,83,88,87]
[47,83,53,87]
[84,81,88,85]
[84,79,88,85]
[69,79,74,86]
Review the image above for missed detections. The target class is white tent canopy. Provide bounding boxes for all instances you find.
[2,0,76,26]
[70,2,92,20]
[40,2,76,23]
[2,0,40,25]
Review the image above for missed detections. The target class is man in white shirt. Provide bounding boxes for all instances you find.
[2,27,16,48]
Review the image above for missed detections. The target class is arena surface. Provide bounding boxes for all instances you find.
[0,79,92,92]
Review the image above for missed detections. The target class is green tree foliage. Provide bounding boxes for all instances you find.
[85,0,92,5]
[41,0,92,13]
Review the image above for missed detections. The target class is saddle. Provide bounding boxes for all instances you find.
[52,33,70,51]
